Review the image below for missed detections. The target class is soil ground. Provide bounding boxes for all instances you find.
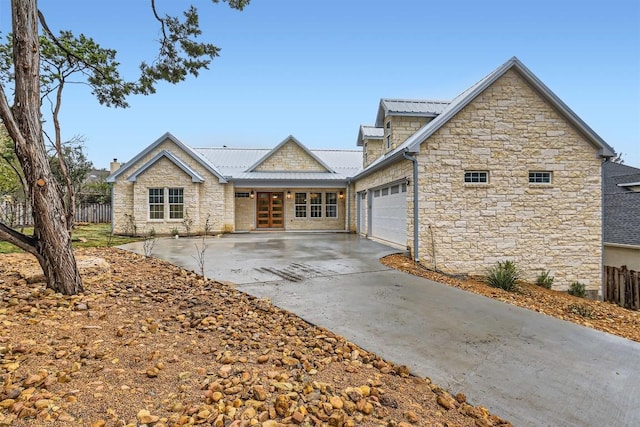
[0,248,511,427]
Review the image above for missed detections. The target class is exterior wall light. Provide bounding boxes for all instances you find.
[339,191,344,199]
[286,191,292,199]
[250,190,255,199]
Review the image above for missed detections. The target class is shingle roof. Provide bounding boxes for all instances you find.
[603,161,640,247]
[375,99,450,127]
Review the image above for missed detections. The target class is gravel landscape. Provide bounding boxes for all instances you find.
[381,254,640,343]
[0,248,511,427]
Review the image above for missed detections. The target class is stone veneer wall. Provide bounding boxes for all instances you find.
[416,69,602,293]
[112,139,227,235]
[363,139,384,168]
[232,188,346,231]
[254,140,327,172]
[386,116,430,152]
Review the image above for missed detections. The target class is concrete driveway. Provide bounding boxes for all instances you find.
[121,233,640,427]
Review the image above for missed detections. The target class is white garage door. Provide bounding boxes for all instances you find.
[371,183,407,246]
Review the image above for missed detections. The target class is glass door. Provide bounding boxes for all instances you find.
[256,192,284,228]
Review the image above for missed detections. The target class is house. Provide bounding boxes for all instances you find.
[108,57,614,296]
[106,134,362,235]
[603,161,640,271]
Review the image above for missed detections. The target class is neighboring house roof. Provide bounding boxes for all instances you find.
[356,125,384,147]
[246,135,336,173]
[355,56,616,181]
[106,132,228,183]
[603,161,640,247]
[374,99,450,127]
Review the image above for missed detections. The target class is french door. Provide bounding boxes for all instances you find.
[256,192,284,228]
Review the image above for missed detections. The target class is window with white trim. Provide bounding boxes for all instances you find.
[148,188,184,220]
[168,188,184,219]
[310,192,322,218]
[295,192,307,218]
[325,192,337,218]
[149,188,164,219]
[464,171,488,183]
[529,171,552,184]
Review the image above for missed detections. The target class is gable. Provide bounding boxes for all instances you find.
[127,150,204,183]
[248,136,333,173]
[106,132,227,183]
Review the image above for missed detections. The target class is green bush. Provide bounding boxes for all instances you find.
[567,303,593,318]
[568,281,586,298]
[535,270,554,289]
[484,260,520,291]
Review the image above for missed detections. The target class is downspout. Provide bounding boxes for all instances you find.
[402,150,419,262]
[346,180,351,233]
[600,158,606,301]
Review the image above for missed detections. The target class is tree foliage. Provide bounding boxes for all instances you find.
[0,0,251,295]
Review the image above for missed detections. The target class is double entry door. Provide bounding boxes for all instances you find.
[256,192,284,228]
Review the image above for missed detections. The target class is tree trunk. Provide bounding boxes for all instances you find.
[0,0,83,295]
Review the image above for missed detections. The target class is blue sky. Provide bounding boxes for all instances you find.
[1,0,639,168]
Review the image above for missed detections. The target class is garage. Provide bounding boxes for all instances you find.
[370,182,407,246]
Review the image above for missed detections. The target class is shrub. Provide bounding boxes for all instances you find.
[484,260,520,291]
[567,303,593,318]
[568,281,586,298]
[535,270,554,289]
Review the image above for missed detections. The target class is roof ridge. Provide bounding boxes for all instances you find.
[381,98,451,104]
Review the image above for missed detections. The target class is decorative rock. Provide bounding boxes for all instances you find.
[436,395,455,410]
[329,396,343,410]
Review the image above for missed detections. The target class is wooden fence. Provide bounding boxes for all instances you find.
[604,265,640,310]
[0,201,111,226]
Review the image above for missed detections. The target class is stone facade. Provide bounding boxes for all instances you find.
[111,139,227,236]
[363,139,384,168]
[386,116,430,153]
[254,140,328,172]
[233,188,346,232]
[415,69,602,292]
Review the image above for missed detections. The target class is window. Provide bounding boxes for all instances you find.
[390,185,399,194]
[295,192,307,218]
[149,188,164,219]
[310,192,322,218]
[381,187,389,196]
[374,189,380,197]
[326,192,337,218]
[235,192,250,198]
[529,171,552,184]
[401,183,407,192]
[386,135,391,150]
[168,188,184,219]
[361,192,366,200]
[148,188,184,219]
[464,171,488,183]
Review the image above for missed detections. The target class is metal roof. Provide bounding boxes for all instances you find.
[604,161,640,247]
[356,125,384,147]
[356,57,616,181]
[375,99,451,127]
[195,147,362,180]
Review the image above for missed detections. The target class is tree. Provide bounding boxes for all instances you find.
[48,137,93,226]
[0,0,250,295]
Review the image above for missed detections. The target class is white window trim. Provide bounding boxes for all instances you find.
[464,170,489,184]
[529,171,553,185]
[148,187,184,221]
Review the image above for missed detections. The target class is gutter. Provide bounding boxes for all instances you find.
[402,150,419,262]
